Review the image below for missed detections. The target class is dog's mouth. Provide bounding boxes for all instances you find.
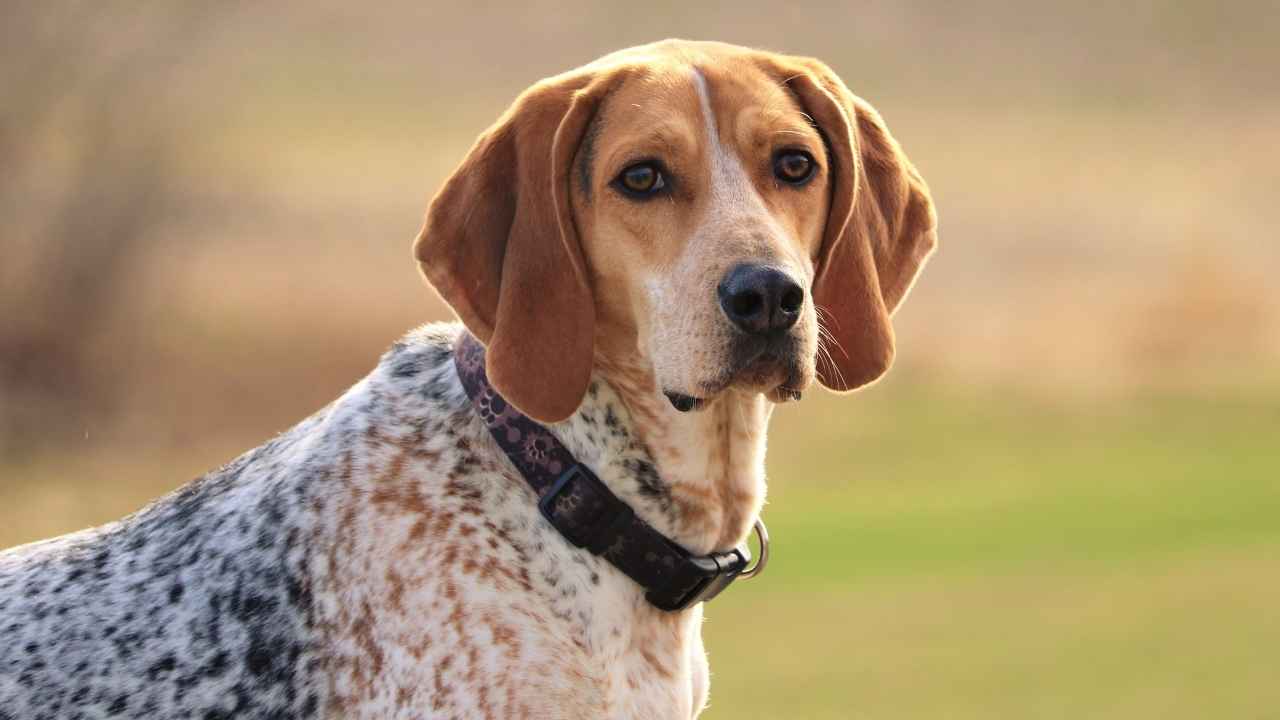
[664,336,807,412]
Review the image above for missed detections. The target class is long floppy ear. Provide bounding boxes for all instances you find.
[414,71,615,422]
[774,58,938,392]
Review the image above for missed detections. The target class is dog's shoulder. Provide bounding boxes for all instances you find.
[0,323,471,719]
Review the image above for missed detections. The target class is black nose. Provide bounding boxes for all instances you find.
[718,264,805,336]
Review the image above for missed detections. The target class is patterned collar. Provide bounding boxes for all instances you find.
[453,332,756,611]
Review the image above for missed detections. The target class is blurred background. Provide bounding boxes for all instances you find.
[2,2,1277,717]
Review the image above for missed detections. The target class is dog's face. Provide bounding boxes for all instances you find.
[416,40,937,422]
[571,62,829,407]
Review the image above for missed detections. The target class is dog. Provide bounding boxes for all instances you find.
[0,39,936,719]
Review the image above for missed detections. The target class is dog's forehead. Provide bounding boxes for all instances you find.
[698,63,816,144]
[599,69,703,131]
[593,56,806,149]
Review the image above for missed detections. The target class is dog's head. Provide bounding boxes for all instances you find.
[416,40,937,422]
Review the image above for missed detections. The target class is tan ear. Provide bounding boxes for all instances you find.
[775,59,938,392]
[414,71,614,422]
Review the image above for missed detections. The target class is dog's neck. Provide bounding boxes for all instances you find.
[555,350,772,556]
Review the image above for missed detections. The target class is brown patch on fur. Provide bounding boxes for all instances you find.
[431,658,452,713]
[386,568,406,611]
[407,518,430,541]
[349,600,386,695]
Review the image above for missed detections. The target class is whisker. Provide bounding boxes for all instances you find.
[816,337,845,390]
[814,306,851,362]
[814,311,849,389]
[814,304,842,335]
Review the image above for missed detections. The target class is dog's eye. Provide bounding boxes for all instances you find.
[615,162,666,198]
[773,151,815,185]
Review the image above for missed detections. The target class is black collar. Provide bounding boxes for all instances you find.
[454,332,752,611]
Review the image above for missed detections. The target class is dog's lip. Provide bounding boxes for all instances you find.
[767,384,804,403]
[668,340,806,410]
[663,391,708,412]
[667,375,803,411]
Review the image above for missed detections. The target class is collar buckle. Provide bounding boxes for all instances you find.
[645,546,749,612]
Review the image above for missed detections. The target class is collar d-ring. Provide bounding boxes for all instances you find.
[738,518,769,580]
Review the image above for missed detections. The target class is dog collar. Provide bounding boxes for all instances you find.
[453,332,766,611]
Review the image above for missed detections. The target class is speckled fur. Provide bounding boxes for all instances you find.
[0,324,725,719]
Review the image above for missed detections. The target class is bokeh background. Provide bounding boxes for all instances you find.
[2,2,1278,717]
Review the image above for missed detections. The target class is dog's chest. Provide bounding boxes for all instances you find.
[308,328,708,718]
[318,461,706,718]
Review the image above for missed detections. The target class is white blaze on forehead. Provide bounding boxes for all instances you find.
[689,68,773,229]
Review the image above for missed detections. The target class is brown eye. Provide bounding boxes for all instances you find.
[615,162,666,198]
[774,151,815,185]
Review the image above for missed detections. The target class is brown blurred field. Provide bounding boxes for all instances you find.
[2,2,1278,717]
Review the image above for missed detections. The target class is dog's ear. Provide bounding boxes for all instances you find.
[414,71,616,422]
[768,57,938,392]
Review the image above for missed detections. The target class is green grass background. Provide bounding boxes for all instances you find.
[701,389,1279,719]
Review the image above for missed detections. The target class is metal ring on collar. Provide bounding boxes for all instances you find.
[738,518,769,580]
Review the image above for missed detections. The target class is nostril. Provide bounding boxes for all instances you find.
[779,286,803,314]
[731,290,763,319]
[720,264,804,334]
